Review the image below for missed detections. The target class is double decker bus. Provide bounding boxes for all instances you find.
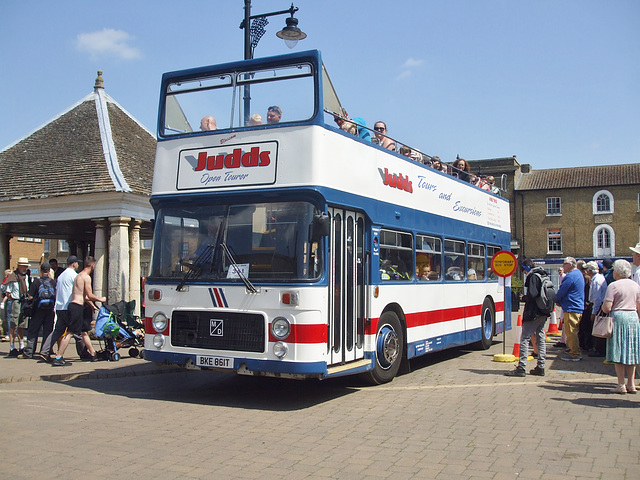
[144,50,512,384]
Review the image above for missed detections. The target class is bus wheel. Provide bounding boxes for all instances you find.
[367,311,404,384]
[477,298,495,350]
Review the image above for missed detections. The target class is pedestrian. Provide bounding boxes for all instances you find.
[39,255,79,362]
[505,259,552,377]
[585,261,607,357]
[52,256,106,366]
[18,262,56,359]
[601,259,640,394]
[4,257,31,356]
[555,256,585,361]
[629,242,640,286]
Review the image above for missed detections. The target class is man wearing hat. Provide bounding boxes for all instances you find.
[630,243,640,286]
[602,258,615,285]
[4,257,31,356]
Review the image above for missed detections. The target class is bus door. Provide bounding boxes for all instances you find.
[328,208,366,365]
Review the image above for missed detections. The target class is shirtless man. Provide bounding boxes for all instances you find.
[52,257,106,366]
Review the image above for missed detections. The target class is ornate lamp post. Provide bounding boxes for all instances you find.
[240,1,306,123]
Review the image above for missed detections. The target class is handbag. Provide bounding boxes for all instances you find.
[592,309,613,338]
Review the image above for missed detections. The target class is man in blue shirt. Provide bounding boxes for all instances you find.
[555,256,585,361]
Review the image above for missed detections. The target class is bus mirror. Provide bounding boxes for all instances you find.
[310,213,331,242]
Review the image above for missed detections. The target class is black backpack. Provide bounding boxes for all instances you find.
[532,272,556,315]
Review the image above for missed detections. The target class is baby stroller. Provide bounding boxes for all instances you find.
[95,300,145,361]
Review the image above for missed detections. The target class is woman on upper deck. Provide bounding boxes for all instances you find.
[452,157,471,183]
[373,121,396,151]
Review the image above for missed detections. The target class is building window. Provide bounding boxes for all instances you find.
[141,239,152,250]
[593,190,614,214]
[44,239,50,252]
[546,197,561,216]
[548,229,562,254]
[593,224,615,257]
[59,240,69,252]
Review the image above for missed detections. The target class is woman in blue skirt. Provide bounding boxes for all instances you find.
[602,259,640,394]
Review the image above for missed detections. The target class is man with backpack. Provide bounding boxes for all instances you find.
[18,262,56,359]
[505,259,555,377]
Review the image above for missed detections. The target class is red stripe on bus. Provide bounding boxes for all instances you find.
[369,301,505,333]
[268,323,327,344]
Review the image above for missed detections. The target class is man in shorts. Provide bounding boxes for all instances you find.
[4,257,31,356]
[52,256,106,366]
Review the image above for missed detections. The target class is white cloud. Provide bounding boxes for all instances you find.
[76,28,142,60]
[395,70,413,81]
[402,58,424,68]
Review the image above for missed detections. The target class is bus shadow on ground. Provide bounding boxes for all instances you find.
[44,366,371,411]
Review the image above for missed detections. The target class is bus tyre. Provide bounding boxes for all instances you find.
[367,311,404,385]
[477,298,495,350]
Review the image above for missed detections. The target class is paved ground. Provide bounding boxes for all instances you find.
[0,314,638,480]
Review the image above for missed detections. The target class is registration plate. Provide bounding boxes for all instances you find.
[196,355,234,369]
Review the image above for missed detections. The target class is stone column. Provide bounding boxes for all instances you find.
[93,219,108,298]
[0,225,8,275]
[129,219,142,316]
[108,216,131,304]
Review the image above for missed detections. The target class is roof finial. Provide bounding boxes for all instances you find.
[94,70,104,91]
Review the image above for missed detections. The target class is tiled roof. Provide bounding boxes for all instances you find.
[0,85,156,201]
[516,163,640,191]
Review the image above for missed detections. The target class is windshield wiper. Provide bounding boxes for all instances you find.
[176,244,215,292]
[220,242,259,294]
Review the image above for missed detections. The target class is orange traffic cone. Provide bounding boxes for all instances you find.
[547,308,561,336]
[512,314,523,357]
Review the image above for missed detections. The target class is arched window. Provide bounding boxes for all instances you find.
[593,225,615,257]
[592,190,614,214]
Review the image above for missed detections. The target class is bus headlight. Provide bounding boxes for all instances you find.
[152,312,168,332]
[273,341,288,359]
[153,334,165,349]
[271,317,291,339]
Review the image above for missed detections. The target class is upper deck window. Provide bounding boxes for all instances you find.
[161,63,315,136]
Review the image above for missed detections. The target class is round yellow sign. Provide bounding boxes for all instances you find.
[491,250,517,278]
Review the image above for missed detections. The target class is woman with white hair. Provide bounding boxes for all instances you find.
[601,259,640,394]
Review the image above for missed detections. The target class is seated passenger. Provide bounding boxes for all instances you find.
[341,121,358,136]
[487,175,500,194]
[333,110,371,142]
[468,268,477,280]
[267,106,282,124]
[249,113,263,125]
[399,146,412,158]
[200,115,217,131]
[373,122,396,151]
[430,156,447,173]
[452,157,471,182]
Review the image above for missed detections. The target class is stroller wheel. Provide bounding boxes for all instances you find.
[110,352,120,361]
[139,349,145,360]
[129,347,139,358]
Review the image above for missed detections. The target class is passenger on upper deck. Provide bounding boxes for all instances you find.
[333,109,371,142]
[200,116,217,131]
[266,106,282,124]
[430,156,447,173]
[340,121,358,136]
[373,122,396,151]
[249,113,263,125]
[451,157,471,183]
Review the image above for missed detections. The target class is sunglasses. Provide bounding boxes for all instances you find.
[374,126,385,132]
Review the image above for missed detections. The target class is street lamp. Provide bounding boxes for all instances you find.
[239,1,307,124]
[240,1,307,60]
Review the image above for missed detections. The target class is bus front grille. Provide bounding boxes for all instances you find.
[171,311,265,353]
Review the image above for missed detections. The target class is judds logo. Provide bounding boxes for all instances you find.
[194,146,271,171]
[379,167,413,193]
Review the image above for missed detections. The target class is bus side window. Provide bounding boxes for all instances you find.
[379,229,412,282]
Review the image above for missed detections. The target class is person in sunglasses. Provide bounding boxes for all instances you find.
[373,121,396,151]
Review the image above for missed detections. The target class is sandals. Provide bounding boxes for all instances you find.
[626,385,638,394]
[610,385,627,394]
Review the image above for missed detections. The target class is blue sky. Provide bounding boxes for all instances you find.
[1,0,638,169]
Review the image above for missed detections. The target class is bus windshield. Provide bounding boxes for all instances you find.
[149,201,323,283]
[163,62,315,135]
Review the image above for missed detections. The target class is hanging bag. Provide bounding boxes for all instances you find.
[592,309,613,338]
